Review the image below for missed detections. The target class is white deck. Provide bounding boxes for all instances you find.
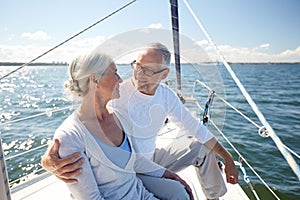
[177,166,249,200]
[11,167,249,200]
[11,122,249,200]
[11,173,72,200]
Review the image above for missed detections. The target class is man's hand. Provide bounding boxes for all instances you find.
[162,169,194,200]
[207,138,239,184]
[41,139,84,184]
[224,159,239,184]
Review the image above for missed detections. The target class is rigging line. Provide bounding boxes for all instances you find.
[0,106,75,128]
[182,0,300,181]
[9,167,45,187]
[0,0,137,82]
[193,80,261,129]
[234,160,260,200]
[215,94,260,128]
[208,119,281,200]
[192,80,300,159]
[192,99,280,199]
[192,80,300,163]
[5,144,48,161]
[283,144,300,160]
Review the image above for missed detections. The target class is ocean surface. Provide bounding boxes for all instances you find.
[0,63,299,199]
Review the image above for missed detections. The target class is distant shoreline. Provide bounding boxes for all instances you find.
[0,61,299,66]
[0,62,68,66]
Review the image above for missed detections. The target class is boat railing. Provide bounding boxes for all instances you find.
[0,105,77,192]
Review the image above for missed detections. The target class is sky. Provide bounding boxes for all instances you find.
[1,0,300,63]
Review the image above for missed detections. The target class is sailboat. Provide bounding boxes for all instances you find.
[1,0,299,199]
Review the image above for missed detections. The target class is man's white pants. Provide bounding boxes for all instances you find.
[153,135,227,199]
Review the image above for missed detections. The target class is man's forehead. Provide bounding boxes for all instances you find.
[137,48,163,64]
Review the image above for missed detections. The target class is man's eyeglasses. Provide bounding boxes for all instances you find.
[131,60,168,77]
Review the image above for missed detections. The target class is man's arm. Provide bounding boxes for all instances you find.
[165,87,238,184]
[41,139,84,184]
[205,137,239,184]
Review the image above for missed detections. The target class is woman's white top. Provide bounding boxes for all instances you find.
[54,113,164,200]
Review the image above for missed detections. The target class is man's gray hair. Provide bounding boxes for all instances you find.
[147,42,171,66]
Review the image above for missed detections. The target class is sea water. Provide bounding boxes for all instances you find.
[0,63,299,199]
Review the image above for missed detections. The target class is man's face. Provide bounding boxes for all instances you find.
[132,49,169,95]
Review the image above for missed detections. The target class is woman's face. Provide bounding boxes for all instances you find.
[97,63,123,100]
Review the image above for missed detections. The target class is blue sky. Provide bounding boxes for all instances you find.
[1,0,300,63]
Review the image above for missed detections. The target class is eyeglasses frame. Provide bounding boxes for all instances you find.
[131,60,168,77]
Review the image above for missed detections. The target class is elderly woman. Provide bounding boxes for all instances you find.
[52,51,192,200]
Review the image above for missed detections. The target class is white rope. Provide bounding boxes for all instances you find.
[234,161,261,200]
[182,0,300,181]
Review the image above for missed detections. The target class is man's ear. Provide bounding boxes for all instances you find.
[161,68,170,80]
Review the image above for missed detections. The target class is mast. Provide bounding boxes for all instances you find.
[169,0,183,99]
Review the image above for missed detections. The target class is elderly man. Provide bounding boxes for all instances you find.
[42,42,238,200]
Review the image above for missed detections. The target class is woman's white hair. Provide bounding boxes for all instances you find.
[64,51,113,97]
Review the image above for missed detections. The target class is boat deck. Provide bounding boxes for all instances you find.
[11,122,249,200]
[11,167,249,200]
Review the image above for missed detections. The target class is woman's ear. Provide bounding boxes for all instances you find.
[89,74,98,84]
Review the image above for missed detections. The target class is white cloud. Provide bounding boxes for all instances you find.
[196,40,209,47]
[1,36,300,63]
[70,36,106,48]
[0,36,107,63]
[197,40,300,63]
[147,23,163,29]
[21,31,51,41]
[253,43,270,51]
[259,43,270,50]
[8,34,15,41]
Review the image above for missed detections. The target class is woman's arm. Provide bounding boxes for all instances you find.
[134,152,166,177]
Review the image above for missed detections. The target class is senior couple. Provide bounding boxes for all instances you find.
[41,42,238,200]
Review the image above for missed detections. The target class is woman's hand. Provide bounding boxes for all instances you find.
[162,169,194,200]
